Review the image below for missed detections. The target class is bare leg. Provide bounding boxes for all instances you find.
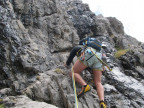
[93,70,104,101]
[69,60,87,86]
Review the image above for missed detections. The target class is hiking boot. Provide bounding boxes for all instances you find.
[100,100,106,108]
[77,85,91,98]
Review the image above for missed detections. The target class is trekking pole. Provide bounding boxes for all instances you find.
[72,66,79,108]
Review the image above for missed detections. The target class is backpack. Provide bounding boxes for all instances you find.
[79,37,102,51]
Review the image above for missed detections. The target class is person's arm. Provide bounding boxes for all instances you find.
[66,45,83,66]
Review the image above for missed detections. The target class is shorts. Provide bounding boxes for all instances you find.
[79,47,103,71]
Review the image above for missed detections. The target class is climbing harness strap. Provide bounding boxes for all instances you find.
[76,46,87,57]
[76,48,82,56]
[72,66,79,108]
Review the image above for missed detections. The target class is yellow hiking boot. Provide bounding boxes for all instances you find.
[77,85,91,98]
[100,100,106,108]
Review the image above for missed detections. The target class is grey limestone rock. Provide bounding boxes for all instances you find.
[0,0,144,108]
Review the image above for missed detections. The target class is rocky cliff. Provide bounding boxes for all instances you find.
[0,0,144,108]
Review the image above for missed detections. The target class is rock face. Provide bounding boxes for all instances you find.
[0,0,144,108]
[2,95,58,108]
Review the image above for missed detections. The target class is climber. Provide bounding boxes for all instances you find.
[64,37,107,108]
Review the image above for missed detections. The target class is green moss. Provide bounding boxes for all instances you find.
[0,104,4,108]
[115,49,129,58]
[36,75,40,80]
[55,68,66,75]
[0,99,3,103]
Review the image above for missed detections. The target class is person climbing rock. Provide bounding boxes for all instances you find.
[65,37,108,108]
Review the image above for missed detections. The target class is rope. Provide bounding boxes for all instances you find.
[72,66,79,108]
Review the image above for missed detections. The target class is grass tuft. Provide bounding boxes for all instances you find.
[55,68,66,75]
[115,49,129,58]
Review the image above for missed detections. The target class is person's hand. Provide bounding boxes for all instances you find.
[64,62,71,69]
[80,52,85,60]
[102,53,106,57]
[64,62,67,67]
